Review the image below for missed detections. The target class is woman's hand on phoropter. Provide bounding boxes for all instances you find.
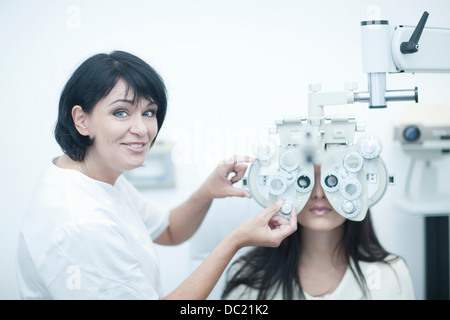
[231,200,298,249]
[201,155,255,200]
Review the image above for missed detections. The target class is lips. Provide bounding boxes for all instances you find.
[309,205,332,216]
[121,142,147,153]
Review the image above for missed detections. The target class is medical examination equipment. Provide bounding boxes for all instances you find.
[393,103,450,215]
[247,114,390,222]
[361,11,450,108]
[393,103,450,300]
[244,11,450,224]
[394,104,450,161]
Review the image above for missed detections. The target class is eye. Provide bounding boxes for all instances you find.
[113,110,128,118]
[143,109,156,117]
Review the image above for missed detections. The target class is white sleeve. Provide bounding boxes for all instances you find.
[38,221,160,300]
[139,199,170,240]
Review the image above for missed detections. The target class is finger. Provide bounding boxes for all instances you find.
[223,155,256,165]
[272,208,297,239]
[269,206,296,231]
[230,164,248,183]
[289,206,298,229]
[268,215,288,228]
[263,200,283,221]
[226,186,252,198]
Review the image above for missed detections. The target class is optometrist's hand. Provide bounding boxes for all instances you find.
[162,200,297,300]
[231,200,297,248]
[201,155,255,200]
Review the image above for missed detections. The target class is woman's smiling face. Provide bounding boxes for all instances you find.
[78,78,158,180]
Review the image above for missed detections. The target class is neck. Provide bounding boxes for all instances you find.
[299,224,346,267]
[83,151,121,185]
[57,154,121,185]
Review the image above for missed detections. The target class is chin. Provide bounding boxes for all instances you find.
[127,161,146,170]
[121,156,146,171]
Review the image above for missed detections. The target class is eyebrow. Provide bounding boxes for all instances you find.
[110,99,157,107]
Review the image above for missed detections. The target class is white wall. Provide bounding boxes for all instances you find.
[1,0,450,299]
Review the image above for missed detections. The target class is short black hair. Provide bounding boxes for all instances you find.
[54,50,167,161]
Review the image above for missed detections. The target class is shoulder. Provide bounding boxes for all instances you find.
[27,165,119,226]
[115,175,163,212]
[357,255,415,299]
[359,255,411,280]
[32,162,108,210]
[19,163,121,267]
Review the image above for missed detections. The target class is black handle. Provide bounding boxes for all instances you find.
[400,11,429,54]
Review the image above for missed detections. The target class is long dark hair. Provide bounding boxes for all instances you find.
[222,210,393,299]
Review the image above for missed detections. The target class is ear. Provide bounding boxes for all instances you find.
[71,105,90,137]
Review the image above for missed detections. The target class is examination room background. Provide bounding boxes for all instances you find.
[1,0,450,299]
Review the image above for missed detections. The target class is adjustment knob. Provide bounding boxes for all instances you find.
[339,198,361,219]
[358,135,382,159]
[253,139,275,161]
[342,201,354,213]
[267,175,287,195]
[340,179,362,200]
[343,152,364,173]
[280,150,300,172]
[281,202,292,214]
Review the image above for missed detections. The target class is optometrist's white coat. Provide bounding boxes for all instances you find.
[16,158,170,299]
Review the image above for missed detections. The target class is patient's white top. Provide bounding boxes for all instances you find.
[16,160,170,299]
[225,256,415,300]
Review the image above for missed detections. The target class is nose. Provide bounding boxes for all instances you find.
[311,180,326,199]
[311,164,326,199]
[129,115,147,136]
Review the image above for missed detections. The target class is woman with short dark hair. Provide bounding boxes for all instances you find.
[16,51,297,299]
[54,50,168,162]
